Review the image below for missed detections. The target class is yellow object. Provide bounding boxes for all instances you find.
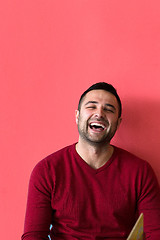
[127,213,143,240]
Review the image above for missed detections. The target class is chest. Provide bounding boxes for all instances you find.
[51,164,137,230]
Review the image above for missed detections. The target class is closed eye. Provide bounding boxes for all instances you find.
[103,108,114,113]
[86,106,96,109]
[104,104,116,113]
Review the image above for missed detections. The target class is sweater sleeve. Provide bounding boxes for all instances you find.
[21,160,54,240]
[137,162,160,240]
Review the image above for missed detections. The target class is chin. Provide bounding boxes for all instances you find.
[86,137,110,145]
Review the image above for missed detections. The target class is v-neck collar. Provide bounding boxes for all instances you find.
[72,143,117,174]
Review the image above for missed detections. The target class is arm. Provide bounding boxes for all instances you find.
[137,162,160,239]
[21,160,53,240]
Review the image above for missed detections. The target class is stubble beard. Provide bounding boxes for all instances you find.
[77,120,118,147]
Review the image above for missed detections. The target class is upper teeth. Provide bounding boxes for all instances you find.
[90,123,105,129]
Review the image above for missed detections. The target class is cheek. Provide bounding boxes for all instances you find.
[107,116,119,125]
[80,111,91,121]
[78,116,89,130]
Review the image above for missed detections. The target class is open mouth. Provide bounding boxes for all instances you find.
[89,122,106,132]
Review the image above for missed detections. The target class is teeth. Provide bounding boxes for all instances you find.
[90,123,105,129]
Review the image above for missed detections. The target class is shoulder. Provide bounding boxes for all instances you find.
[31,143,76,175]
[114,146,147,165]
[113,146,154,175]
[113,146,159,188]
[29,144,76,188]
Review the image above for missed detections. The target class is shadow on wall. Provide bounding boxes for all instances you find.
[112,98,160,182]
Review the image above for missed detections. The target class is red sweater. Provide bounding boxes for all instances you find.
[22,144,160,239]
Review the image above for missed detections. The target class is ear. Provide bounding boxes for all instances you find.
[117,117,122,129]
[75,110,79,125]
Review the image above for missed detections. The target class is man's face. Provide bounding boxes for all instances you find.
[75,89,121,145]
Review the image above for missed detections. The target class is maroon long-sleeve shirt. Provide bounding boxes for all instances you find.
[22,144,160,239]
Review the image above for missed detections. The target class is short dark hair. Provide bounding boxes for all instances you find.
[78,82,122,117]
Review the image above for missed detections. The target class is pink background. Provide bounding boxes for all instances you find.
[0,1,160,239]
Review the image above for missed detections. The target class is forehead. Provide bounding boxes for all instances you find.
[82,89,119,107]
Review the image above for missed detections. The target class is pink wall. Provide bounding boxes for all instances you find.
[0,1,160,239]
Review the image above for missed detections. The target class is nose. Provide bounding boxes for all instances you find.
[94,107,105,119]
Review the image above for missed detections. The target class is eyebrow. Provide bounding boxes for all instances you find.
[85,101,116,110]
[85,101,98,105]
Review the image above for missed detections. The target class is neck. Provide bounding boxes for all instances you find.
[76,138,114,169]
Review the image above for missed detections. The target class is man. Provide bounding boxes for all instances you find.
[22,82,160,240]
